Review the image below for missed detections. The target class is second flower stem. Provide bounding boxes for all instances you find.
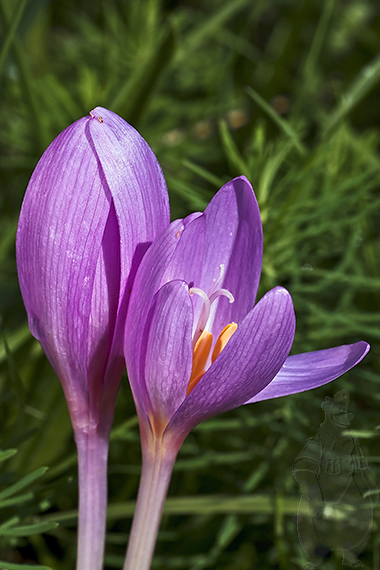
[123,436,177,570]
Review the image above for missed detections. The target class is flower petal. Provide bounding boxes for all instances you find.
[87,204,121,412]
[161,214,206,331]
[246,341,370,404]
[88,107,170,324]
[157,177,263,339]
[162,213,206,287]
[167,287,295,439]
[16,117,112,411]
[17,108,170,427]
[200,176,263,334]
[142,281,193,428]
[124,219,185,419]
[88,108,171,412]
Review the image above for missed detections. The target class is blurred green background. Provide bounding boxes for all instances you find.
[1,0,380,568]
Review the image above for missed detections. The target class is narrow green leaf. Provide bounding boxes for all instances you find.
[324,51,380,136]
[0,467,47,501]
[0,516,20,528]
[110,25,175,122]
[0,0,28,75]
[41,495,302,524]
[0,520,58,536]
[0,491,33,509]
[0,562,54,570]
[110,416,139,441]
[343,430,379,439]
[0,0,48,149]
[174,450,257,470]
[166,176,209,210]
[0,493,34,509]
[256,141,292,206]
[302,0,335,81]
[182,159,224,188]
[0,449,17,464]
[0,325,33,364]
[1,322,26,405]
[176,0,250,62]
[245,86,307,156]
[218,119,249,177]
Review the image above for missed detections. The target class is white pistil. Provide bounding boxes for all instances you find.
[204,288,234,333]
[208,264,225,297]
[190,279,235,349]
[189,287,211,323]
[189,287,211,347]
[209,288,234,305]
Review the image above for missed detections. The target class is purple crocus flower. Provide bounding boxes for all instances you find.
[16,107,169,570]
[122,176,369,570]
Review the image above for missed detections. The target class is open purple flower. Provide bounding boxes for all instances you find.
[122,176,369,570]
[16,107,169,570]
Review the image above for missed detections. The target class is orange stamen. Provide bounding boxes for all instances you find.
[186,331,212,395]
[186,322,238,395]
[189,331,213,383]
[211,322,237,363]
[187,371,206,395]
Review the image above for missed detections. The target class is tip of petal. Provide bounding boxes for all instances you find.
[88,107,119,126]
[272,285,291,297]
[360,340,370,353]
[267,286,294,310]
[352,340,370,361]
[89,108,104,122]
[227,175,254,194]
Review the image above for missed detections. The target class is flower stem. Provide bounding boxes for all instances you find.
[123,437,177,570]
[75,429,109,570]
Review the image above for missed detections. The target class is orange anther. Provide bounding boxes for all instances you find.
[186,371,205,396]
[186,323,237,396]
[189,331,213,386]
[211,322,237,363]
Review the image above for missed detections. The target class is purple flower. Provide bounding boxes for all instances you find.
[122,176,369,570]
[125,175,368,445]
[16,107,169,570]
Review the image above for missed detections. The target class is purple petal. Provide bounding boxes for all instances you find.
[16,117,112,411]
[88,108,171,411]
[142,281,193,425]
[17,108,170,427]
[200,176,263,335]
[167,287,295,439]
[89,107,169,268]
[88,107,170,334]
[246,341,370,404]
[157,177,263,340]
[161,215,206,329]
[87,204,121,408]
[124,220,185,419]
[162,214,206,287]
[183,212,203,227]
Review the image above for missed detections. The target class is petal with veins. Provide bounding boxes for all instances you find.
[246,341,370,404]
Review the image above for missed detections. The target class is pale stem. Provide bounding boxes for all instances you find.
[75,428,110,570]
[123,437,178,570]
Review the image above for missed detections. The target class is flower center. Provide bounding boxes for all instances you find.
[187,267,237,395]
